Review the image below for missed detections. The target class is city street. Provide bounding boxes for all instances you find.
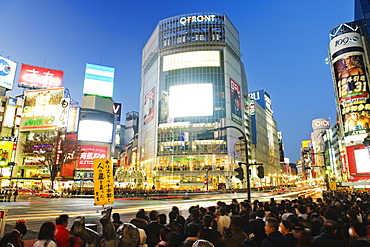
[0,188,320,240]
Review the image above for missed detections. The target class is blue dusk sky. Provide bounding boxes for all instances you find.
[0,0,354,162]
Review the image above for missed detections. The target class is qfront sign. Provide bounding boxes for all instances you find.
[179,15,216,25]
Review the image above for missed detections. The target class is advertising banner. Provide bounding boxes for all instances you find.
[0,56,17,90]
[230,78,242,124]
[18,64,63,89]
[83,63,115,98]
[78,145,108,169]
[23,88,64,117]
[20,116,56,130]
[93,159,114,205]
[330,33,370,138]
[2,97,17,128]
[163,50,220,71]
[144,87,155,125]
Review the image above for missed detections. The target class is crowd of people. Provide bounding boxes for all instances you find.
[2,190,370,247]
[0,189,18,202]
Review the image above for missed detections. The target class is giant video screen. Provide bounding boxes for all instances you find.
[78,120,113,143]
[83,63,115,98]
[168,83,213,118]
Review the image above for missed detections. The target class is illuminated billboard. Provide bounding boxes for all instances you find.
[330,32,370,139]
[23,88,64,117]
[0,56,17,90]
[144,87,155,125]
[78,120,113,143]
[3,96,17,128]
[78,145,109,169]
[168,83,213,118]
[249,90,273,114]
[83,63,115,98]
[163,51,220,71]
[230,78,242,124]
[18,64,63,89]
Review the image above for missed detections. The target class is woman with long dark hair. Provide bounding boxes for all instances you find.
[33,222,57,247]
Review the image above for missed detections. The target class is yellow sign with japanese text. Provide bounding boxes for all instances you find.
[93,159,114,205]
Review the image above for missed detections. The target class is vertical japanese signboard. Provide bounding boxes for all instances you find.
[93,159,114,205]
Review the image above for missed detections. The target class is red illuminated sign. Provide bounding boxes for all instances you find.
[78,145,108,169]
[18,64,63,89]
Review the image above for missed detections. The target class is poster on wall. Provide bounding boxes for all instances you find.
[144,87,155,125]
[230,78,242,125]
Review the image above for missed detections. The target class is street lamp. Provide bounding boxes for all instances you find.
[206,126,251,201]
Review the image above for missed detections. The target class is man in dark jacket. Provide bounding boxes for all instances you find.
[312,220,348,247]
[144,211,164,247]
[250,209,267,247]
[260,218,290,247]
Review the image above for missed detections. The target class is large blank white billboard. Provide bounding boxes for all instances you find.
[168,83,213,118]
[78,120,113,143]
[163,51,220,71]
[355,148,370,173]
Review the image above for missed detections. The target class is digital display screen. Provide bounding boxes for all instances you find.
[163,51,220,71]
[83,63,115,98]
[168,83,213,118]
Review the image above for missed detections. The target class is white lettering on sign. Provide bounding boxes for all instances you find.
[249,92,261,101]
[113,104,121,114]
[179,15,216,25]
[315,120,330,127]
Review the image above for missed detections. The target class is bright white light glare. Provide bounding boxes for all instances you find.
[163,51,220,71]
[78,120,113,143]
[169,83,213,118]
[355,148,370,173]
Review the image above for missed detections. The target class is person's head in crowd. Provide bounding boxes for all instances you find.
[349,221,367,238]
[157,213,167,225]
[298,205,307,215]
[230,216,244,231]
[136,209,148,220]
[256,209,265,219]
[186,223,200,237]
[169,211,178,222]
[190,207,200,220]
[270,206,280,219]
[113,212,121,223]
[199,207,207,218]
[279,220,293,235]
[202,215,214,228]
[149,210,158,221]
[307,204,317,214]
[38,221,56,240]
[14,219,27,237]
[219,207,227,216]
[323,220,338,235]
[172,206,180,215]
[264,218,279,235]
[208,206,216,215]
[347,209,358,222]
[56,214,69,227]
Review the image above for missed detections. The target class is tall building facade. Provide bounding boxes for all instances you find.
[139,13,250,190]
[248,90,281,187]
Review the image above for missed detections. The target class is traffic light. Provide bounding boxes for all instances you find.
[234,167,244,181]
[257,166,264,179]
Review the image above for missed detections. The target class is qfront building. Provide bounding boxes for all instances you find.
[138,13,250,190]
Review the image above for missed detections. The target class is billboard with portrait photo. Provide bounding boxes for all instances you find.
[230,78,242,124]
[332,53,370,137]
[23,88,64,117]
[144,87,155,125]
